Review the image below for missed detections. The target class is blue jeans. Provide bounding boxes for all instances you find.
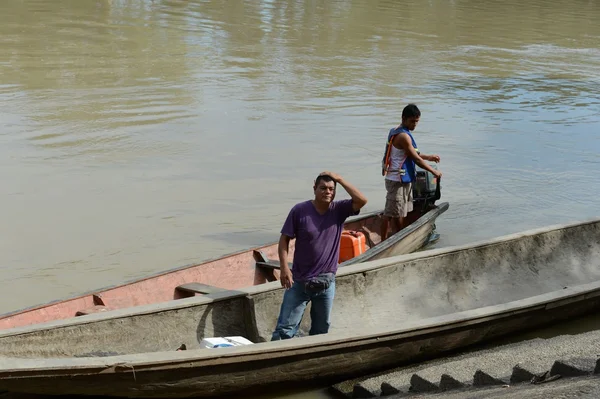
[271,279,336,340]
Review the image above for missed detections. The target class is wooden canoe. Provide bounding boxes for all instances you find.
[0,217,599,398]
[0,201,449,330]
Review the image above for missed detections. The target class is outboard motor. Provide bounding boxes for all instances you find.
[412,163,441,213]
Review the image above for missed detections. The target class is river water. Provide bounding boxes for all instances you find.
[1,0,600,397]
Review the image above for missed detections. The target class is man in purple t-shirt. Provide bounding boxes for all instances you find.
[271,171,368,340]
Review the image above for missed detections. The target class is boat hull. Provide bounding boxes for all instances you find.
[3,216,599,398]
[1,282,599,398]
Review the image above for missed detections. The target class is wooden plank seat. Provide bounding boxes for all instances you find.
[255,260,293,270]
[253,249,292,270]
[75,305,110,316]
[175,283,227,295]
[76,294,111,316]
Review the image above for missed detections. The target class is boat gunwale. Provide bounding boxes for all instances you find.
[0,212,597,339]
[2,278,600,375]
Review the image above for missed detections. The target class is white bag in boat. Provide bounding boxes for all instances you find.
[200,336,254,349]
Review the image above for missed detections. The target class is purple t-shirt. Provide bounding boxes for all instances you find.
[281,199,359,282]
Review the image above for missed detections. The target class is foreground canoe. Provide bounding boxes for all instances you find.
[0,201,449,330]
[0,218,599,398]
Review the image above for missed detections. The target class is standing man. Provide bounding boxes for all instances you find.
[271,171,368,340]
[380,104,442,241]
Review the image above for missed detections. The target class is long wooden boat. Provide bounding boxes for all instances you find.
[0,218,599,398]
[0,199,449,330]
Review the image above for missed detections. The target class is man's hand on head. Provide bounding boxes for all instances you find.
[319,171,342,182]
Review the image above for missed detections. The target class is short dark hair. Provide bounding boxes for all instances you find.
[402,104,421,119]
[315,174,336,188]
